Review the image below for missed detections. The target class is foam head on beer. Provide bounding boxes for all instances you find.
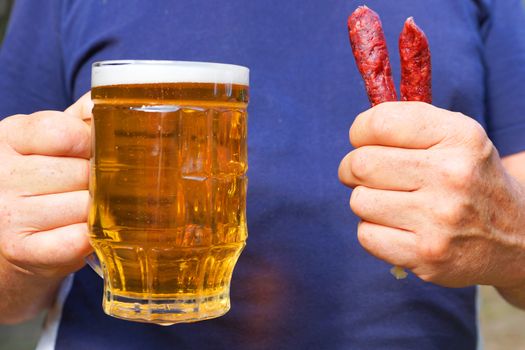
[92,60,249,87]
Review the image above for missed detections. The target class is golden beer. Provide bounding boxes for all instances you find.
[88,61,249,324]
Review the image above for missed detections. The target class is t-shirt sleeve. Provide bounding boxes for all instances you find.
[482,0,525,157]
[0,0,70,120]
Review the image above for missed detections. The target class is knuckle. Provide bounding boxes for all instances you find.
[369,109,391,139]
[450,111,467,121]
[0,238,22,265]
[467,120,488,148]
[451,160,476,186]
[356,223,368,245]
[440,157,477,190]
[404,101,427,114]
[34,112,87,154]
[478,139,495,164]
[33,112,70,139]
[462,118,494,158]
[419,238,450,264]
[356,222,380,254]
[338,154,353,185]
[473,132,494,163]
[349,186,366,213]
[412,101,428,108]
[350,149,369,180]
[433,199,467,226]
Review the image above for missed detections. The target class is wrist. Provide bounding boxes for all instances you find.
[495,282,525,310]
[494,174,525,281]
[492,176,525,309]
[0,254,62,324]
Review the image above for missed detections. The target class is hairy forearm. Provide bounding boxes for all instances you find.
[0,255,62,324]
[498,152,525,310]
[494,198,525,310]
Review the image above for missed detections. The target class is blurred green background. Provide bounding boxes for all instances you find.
[0,0,10,40]
[1,0,525,349]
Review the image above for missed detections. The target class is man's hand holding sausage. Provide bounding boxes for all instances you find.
[338,102,525,308]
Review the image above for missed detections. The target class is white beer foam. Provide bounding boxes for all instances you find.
[92,60,249,87]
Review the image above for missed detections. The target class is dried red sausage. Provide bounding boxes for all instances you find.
[399,17,432,103]
[347,6,397,106]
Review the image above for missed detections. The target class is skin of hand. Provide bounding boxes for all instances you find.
[0,93,93,324]
[338,102,525,308]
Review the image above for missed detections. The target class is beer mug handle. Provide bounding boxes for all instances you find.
[85,253,104,278]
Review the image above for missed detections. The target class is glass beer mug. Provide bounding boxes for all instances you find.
[87,60,249,324]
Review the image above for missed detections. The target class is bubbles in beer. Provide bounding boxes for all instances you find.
[90,71,249,324]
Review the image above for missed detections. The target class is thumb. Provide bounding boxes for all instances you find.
[64,92,93,124]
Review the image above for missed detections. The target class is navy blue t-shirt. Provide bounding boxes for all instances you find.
[2,1,525,349]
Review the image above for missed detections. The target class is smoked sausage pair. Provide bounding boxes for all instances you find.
[348,6,431,106]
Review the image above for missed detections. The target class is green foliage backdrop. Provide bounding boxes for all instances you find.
[0,0,13,42]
